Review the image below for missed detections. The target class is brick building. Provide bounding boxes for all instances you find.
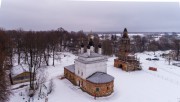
[114,28,141,71]
[64,37,114,97]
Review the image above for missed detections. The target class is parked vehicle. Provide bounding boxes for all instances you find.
[146,58,151,61]
[149,67,157,71]
[152,58,159,60]
[172,63,180,67]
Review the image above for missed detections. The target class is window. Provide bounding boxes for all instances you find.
[81,72,83,76]
[96,88,99,92]
[78,81,80,86]
[78,70,79,74]
[107,87,109,90]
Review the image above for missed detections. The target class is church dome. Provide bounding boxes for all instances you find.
[124,28,127,32]
[88,38,94,46]
[122,28,129,38]
[81,43,84,47]
[98,43,102,48]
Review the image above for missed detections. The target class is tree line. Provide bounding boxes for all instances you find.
[0,27,180,101]
[0,27,111,101]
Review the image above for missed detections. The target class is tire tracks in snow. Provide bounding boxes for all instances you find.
[142,69,180,86]
[157,67,180,78]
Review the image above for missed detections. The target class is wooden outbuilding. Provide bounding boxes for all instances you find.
[9,65,35,85]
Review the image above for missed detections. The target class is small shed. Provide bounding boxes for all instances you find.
[9,65,35,85]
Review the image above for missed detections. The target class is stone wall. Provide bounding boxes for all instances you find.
[74,75,113,97]
[64,68,114,97]
[114,59,127,71]
[64,68,76,85]
[114,58,141,71]
[84,80,114,97]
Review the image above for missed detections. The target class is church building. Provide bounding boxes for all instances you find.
[64,37,114,97]
[114,28,141,71]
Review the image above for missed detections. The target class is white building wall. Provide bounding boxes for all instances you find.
[85,61,107,79]
[79,57,105,62]
[98,48,102,54]
[80,48,84,54]
[90,46,94,52]
[75,61,86,79]
[75,60,107,79]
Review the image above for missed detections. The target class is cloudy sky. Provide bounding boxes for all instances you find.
[0,0,180,32]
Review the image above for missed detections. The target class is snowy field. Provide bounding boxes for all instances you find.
[9,51,180,102]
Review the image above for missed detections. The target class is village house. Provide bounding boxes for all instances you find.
[64,37,114,97]
[9,65,35,85]
[114,28,141,71]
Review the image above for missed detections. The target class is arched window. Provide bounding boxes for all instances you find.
[81,72,83,76]
[96,88,99,92]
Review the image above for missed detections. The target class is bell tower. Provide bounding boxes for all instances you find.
[118,28,130,61]
[114,28,141,71]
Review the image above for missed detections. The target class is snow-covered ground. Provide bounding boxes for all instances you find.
[9,51,180,102]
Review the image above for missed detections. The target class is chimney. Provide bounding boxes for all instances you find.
[87,45,90,56]
[98,43,102,54]
[80,43,84,54]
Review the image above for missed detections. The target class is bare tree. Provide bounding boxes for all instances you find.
[0,29,10,102]
[148,40,159,55]
[37,69,47,99]
[47,79,54,95]
[102,39,113,55]
[173,39,180,61]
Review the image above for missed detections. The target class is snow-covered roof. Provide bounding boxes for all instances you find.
[64,64,75,73]
[76,52,107,64]
[79,52,103,58]
[128,53,135,56]
[11,64,29,77]
[87,72,114,84]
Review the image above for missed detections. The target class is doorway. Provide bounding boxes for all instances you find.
[119,64,123,68]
